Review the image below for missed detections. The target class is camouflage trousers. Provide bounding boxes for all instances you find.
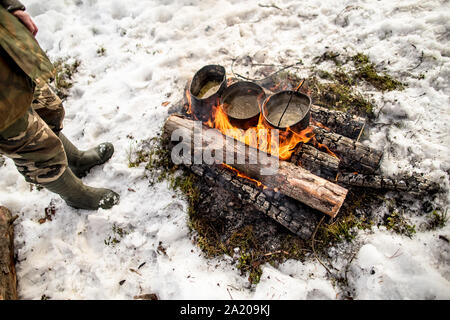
[0,82,68,184]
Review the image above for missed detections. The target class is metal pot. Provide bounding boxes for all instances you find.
[220,81,266,130]
[189,65,227,121]
[262,90,311,131]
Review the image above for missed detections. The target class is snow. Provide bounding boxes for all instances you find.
[0,0,449,300]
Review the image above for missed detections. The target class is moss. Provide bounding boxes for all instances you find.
[128,148,148,168]
[351,53,405,91]
[352,52,370,65]
[384,210,416,238]
[128,135,173,182]
[313,51,343,66]
[51,57,81,100]
[313,190,381,251]
[301,50,405,118]
[237,252,263,284]
[427,209,448,230]
[97,46,106,56]
[308,76,375,117]
[104,223,129,246]
[170,173,200,209]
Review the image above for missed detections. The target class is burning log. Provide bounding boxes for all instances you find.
[292,144,339,180]
[312,126,383,174]
[189,164,322,239]
[163,115,348,218]
[0,206,17,300]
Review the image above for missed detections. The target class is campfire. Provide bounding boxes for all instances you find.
[164,64,440,239]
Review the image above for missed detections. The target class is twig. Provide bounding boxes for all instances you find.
[344,250,358,284]
[263,250,290,257]
[356,122,365,143]
[129,268,142,276]
[408,47,424,71]
[227,288,234,300]
[311,216,335,276]
[231,58,304,83]
[258,3,282,10]
[387,248,402,259]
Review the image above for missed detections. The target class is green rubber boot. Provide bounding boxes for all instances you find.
[59,133,114,178]
[43,168,120,210]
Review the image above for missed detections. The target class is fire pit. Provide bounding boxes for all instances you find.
[165,64,440,239]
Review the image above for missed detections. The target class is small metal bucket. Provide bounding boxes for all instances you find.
[220,81,266,130]
[262,91,311,131]
[189,65,227,121]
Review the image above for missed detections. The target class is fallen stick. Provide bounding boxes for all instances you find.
[0,206,18,300]
[164,115,348,218]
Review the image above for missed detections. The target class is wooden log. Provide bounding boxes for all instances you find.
[292,144,339,180]
[337,173,440,194]
[164,115,348,217]
[312,126,382,174]
[292,145,440,194]
[310,104,366,140]
[189,164,322,240]
[0,206,17,300]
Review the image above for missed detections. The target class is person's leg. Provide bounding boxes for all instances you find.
[0,109,119,209]
[0,107,67,184]
[31,81,65,134]
[32,82,114,178]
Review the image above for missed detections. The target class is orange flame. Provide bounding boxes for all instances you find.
[184,78,338,187]
[222,163,266,188]
[206,102,314,161]
[311,119,331,131]
[185,89,194,117]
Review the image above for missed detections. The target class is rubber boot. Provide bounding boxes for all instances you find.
[58,133,114,178]
[42,168,120,210]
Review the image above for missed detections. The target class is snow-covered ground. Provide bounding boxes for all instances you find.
[0,0,449,299]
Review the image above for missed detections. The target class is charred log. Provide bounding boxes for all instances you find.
[163,115,348,218]
[337,173,440,194]
[0,206,17,300]
[188,164,322,239]
[292,144,339,180]
[292,145,439,194]
[312,126,383,174]
[310,104,366,140]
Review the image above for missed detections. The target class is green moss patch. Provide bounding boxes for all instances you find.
[51,57,81,101]
[351,53,405,92]
[270,50,406,119]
